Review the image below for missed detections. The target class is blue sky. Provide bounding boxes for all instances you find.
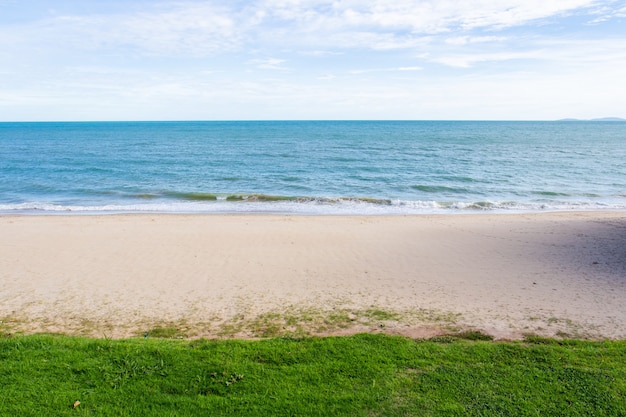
[1,0,625,121]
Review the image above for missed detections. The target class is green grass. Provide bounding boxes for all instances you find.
[1,333,625,416]
[204,306,461,339]
[143,326,188,340]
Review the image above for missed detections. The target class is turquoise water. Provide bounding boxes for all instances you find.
[1,120,625,214]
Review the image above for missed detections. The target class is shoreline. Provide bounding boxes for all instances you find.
[3,202,626,216]
[1,211,625,340]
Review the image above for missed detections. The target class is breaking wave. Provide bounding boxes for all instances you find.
[2,195,624,215]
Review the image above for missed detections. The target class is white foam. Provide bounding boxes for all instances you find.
[1,198,625,215]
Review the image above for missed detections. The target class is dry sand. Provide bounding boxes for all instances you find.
[1,212,625,340]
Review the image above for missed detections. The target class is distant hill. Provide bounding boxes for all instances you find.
[591,117,626,121]
[557,117,625,121]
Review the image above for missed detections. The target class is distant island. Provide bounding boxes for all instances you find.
[558,117,626,121]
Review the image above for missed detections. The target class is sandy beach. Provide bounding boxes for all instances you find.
[1,212,625,340]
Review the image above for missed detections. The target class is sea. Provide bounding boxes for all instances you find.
[1,120,625,215]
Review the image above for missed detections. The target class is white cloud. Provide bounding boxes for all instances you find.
[350,66,423,74]
[2,3,241,57]
[1,0,625,120]
[587,2,626,22]
[252,0,601,34]
[444,36,508,46]
[431,51,542,68]
[249,58,289,70]
[449,0,598,30]
[0,0,611,57]
[299,50,344,56]
[115,4,239,55]
[429,37,626,69]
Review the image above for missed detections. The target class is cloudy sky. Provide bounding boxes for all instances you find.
[1,0,625,121]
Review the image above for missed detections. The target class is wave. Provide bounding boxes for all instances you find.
[163,192,218,201]
[123,192,396,205]
[532,191,571,197]
[2,196,625,215]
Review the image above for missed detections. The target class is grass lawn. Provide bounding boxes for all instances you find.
[1,332,625,416]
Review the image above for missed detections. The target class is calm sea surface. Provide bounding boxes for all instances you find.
[1,121,625,214]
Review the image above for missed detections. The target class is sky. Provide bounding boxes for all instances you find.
[1,0,625,121]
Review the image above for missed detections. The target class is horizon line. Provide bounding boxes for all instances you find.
[1,117,625,123]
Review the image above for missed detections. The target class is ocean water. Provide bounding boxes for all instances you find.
[1,120,625,214]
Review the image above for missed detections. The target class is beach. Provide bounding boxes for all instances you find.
[1,212,625,340]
